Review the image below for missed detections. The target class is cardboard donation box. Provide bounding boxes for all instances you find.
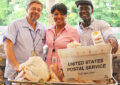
[58,44,112,81]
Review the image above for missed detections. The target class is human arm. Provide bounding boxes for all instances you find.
[4,38,20,71]
[100,21,118,54]
[106,35,118,54]
[3,21,20,71]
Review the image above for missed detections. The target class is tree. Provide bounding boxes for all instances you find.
[0,0,8,25]
[93,0,120,27]
[1,0,48,26]
[0,0,120,27]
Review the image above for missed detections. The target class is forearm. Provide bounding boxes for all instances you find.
[6,46,19,69]
[4,39,19,70]
[107,35,118,54]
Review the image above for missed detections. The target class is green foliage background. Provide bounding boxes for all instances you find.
[0,0,120,27]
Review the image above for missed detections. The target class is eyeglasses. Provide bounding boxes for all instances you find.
[30,7,41,12]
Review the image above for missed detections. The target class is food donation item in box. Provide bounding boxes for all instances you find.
[14,56,60,83]
[15,56,50,82]
[58,44,112,82]
[91,31,105,45]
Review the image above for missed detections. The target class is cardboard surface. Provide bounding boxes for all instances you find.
[58,44,112,80]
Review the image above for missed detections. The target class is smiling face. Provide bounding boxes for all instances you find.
[78,4,93,21]
[52,9,66,26]
[26,3,42,22]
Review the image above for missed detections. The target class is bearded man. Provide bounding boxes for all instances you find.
[3,0,46,84]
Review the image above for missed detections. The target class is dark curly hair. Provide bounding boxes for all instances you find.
[51,3,67,15]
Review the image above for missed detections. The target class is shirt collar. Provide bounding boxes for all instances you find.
[64,24,70,31]
[79,18,95,30]
[49,23,69,32]
[22,16,40,31]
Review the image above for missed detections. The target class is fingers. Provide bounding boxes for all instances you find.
[14,64,21,73]
[109,78,114,84]
[111,40,118,54]
[57,69,64,81]
[112,44,118,54]
[107,38,118,54]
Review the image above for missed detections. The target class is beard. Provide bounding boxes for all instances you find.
[80,13,91,27]
[30,13,39,22]
[82,17,91,27]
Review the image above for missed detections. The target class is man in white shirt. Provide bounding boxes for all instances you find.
[75,0,118,54]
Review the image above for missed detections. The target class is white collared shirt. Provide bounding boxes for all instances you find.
[75,18,113,46]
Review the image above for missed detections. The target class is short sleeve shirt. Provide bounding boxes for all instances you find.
[4,17,46,78]
[75,18,113,46]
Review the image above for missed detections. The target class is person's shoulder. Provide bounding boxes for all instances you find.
[95,19,107,23]
[65,24,77,32]
[37,22,46,28]
[75,24,80,30]
[94,19,110,26]
[9,17,25,25]
[47,25,54,31]
[37,22,47,31]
